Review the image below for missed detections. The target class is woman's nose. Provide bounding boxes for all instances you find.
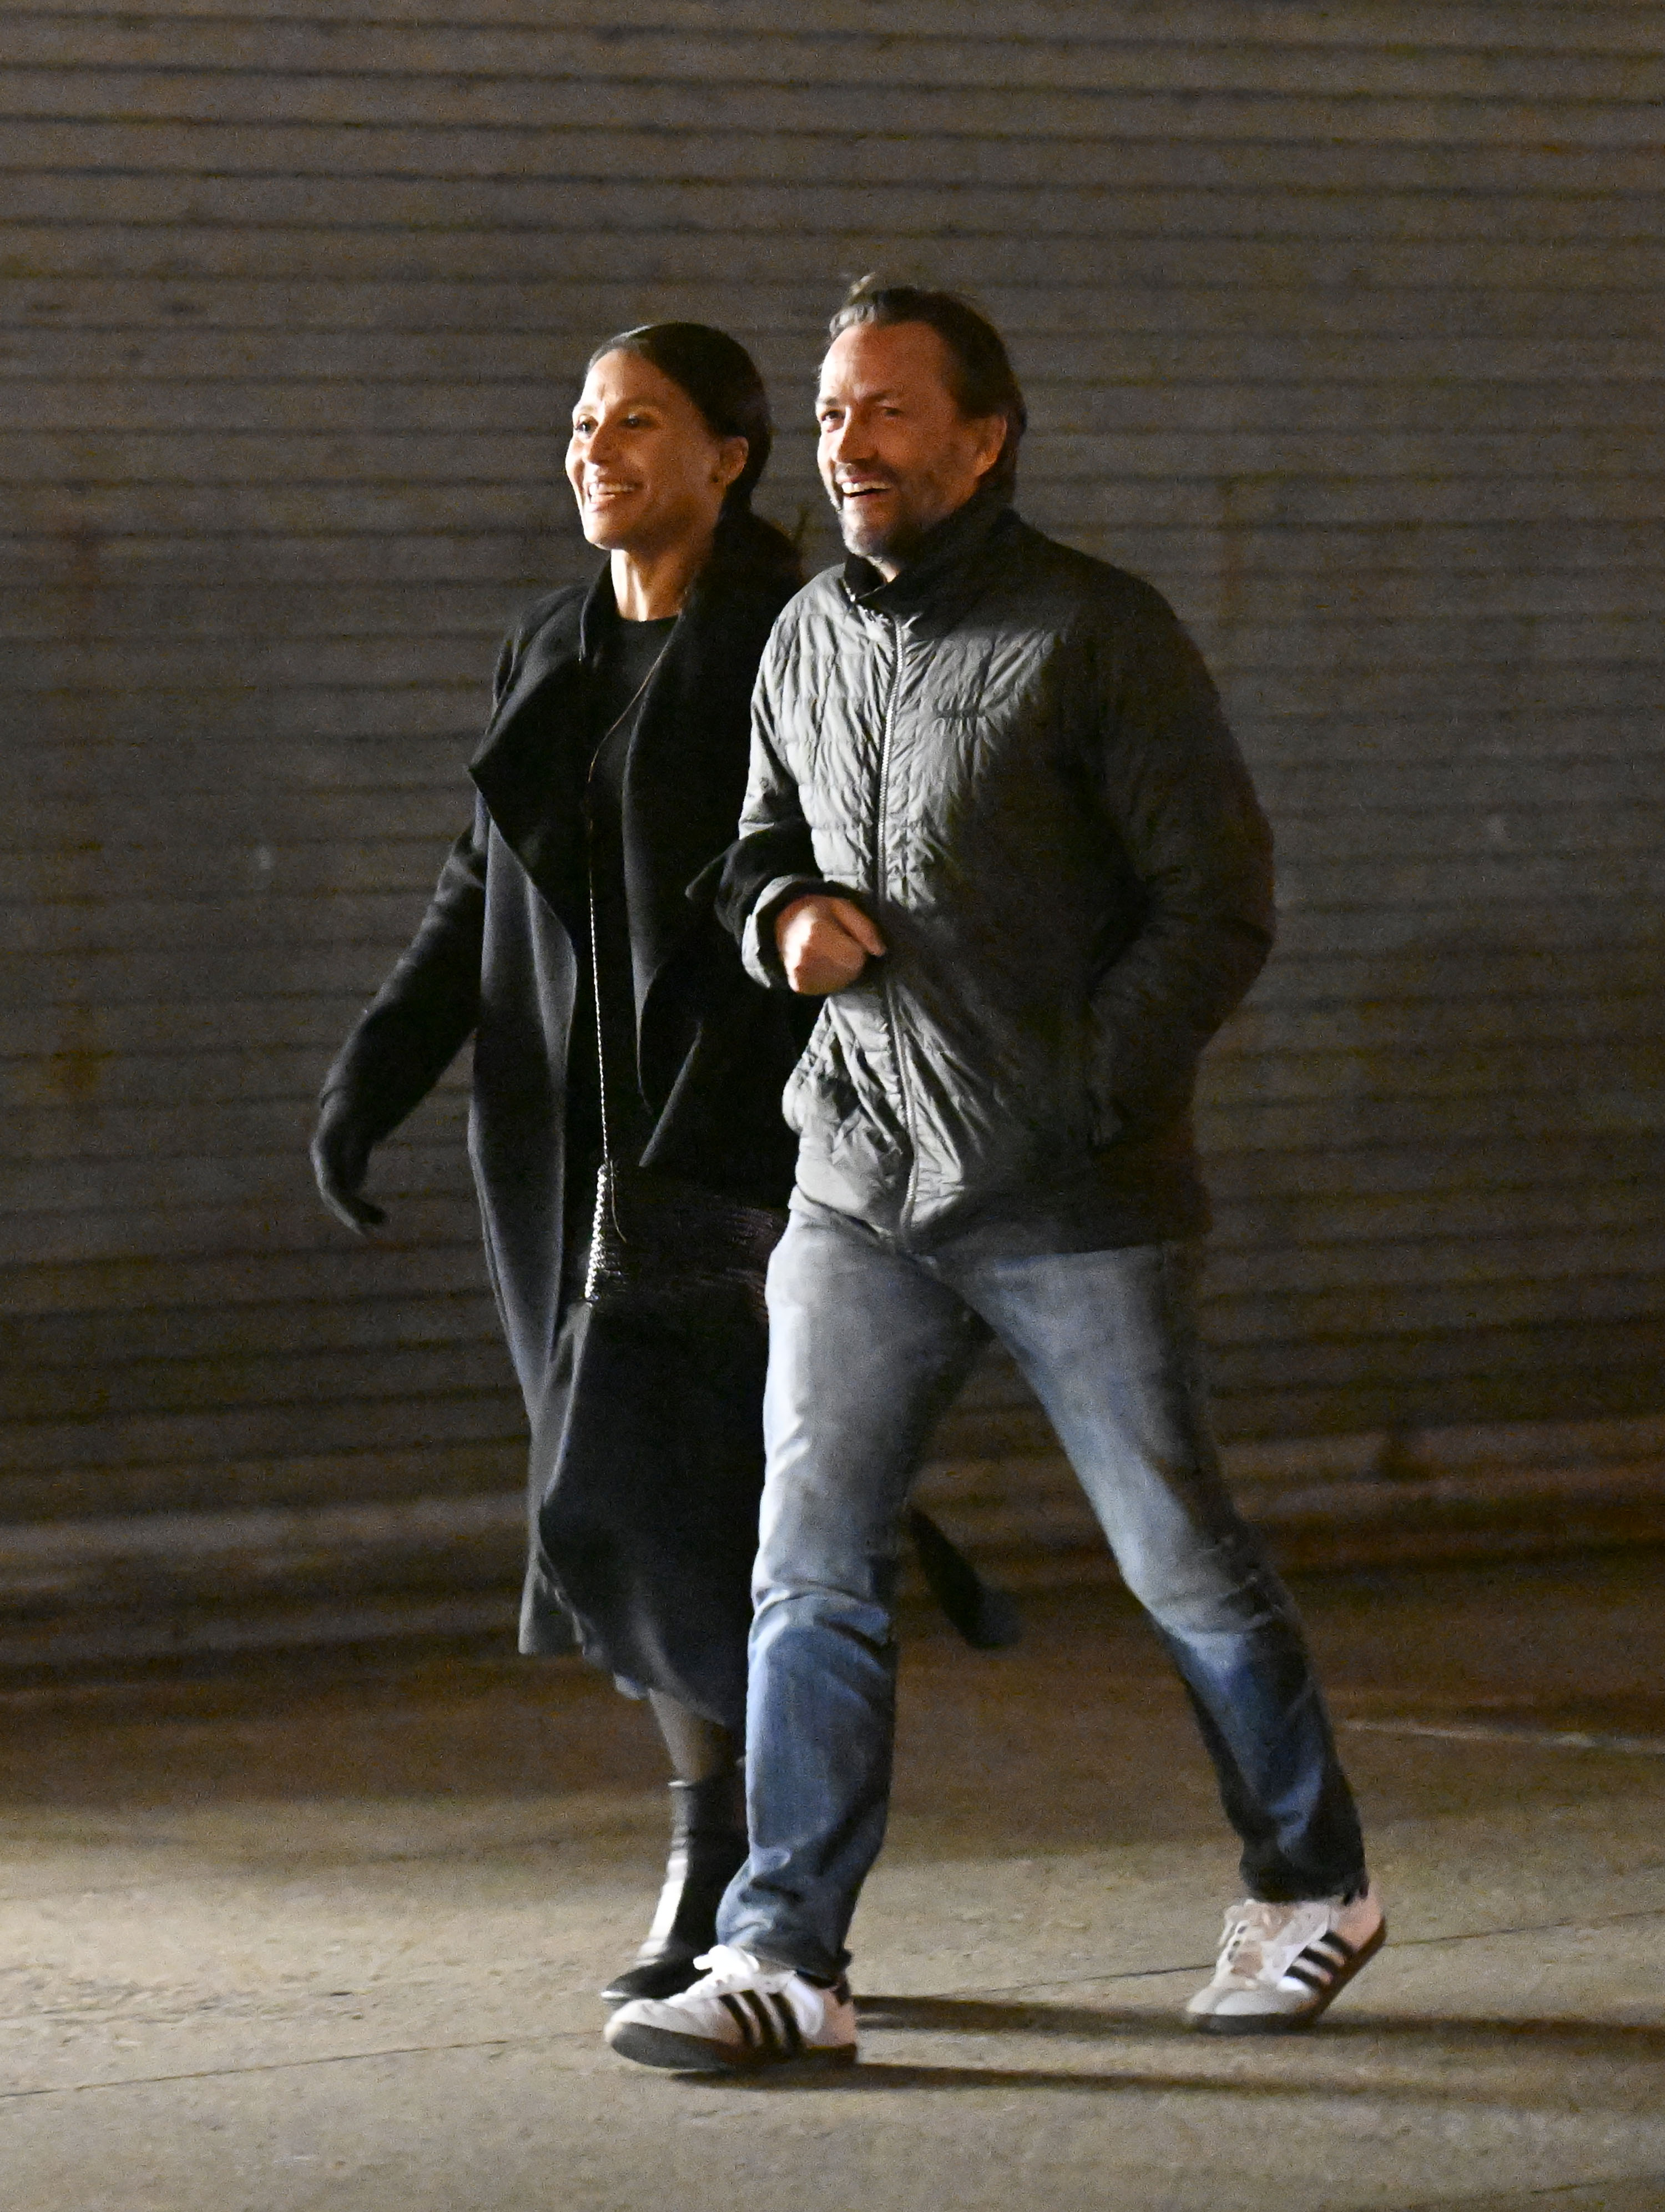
[584,419,620,465]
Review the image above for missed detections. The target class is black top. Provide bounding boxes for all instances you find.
[566,607,679,1220]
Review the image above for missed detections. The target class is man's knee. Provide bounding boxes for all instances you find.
[751,1582,896,1664]
[1117,1521,1290,1640]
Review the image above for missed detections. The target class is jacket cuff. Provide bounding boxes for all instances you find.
[741,875,833,990]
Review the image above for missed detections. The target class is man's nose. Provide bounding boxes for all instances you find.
[824,411,871,465]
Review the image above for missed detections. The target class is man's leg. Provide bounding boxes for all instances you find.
[957,1240,1366,1904]
[716,1212,987,1980]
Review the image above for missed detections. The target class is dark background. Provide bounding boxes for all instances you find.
[4,3,1663,1540]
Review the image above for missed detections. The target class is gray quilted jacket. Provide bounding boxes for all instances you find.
[717,489,1275,1252]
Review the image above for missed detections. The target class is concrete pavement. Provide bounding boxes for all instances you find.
[3,1552,1664,2211]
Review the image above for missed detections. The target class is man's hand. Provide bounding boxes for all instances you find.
[775,894,887,995]
[310,1094,387,1233]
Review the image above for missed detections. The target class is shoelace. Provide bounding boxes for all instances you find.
[1219,1909,1269,1976]
[689,1944,787,1994]
[1218,1900,1316,1978]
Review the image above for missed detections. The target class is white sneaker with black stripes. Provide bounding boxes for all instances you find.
[1184,1884,1385,2032]
[604,1943,857,2072]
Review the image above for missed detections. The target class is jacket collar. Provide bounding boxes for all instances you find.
[840,477,1015,614]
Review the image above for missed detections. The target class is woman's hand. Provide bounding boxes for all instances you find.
[775,895,887,994]
[310,1094,387,1233]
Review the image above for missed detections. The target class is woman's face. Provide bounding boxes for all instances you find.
[566,351,747,560]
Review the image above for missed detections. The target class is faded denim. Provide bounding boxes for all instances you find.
[718,1209,1367,1979]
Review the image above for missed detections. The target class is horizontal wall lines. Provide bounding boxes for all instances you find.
[0,1240,491,1314]
[14,243,1665,297]
[9,284,1664,325]
[26,426,1658,467]
[10,611,1664,664]
[6,1043,1661,1133]
[9,1087,1663,1167]
[5,870,1663,950]
[0,1286,499,1357]
[7,488,1663,537]
[4,380,1665,427]
[3,936,1657,1020]
[7,133,1664,197]
[11,2,1665,60]
[8,798,1658,862]
[13,183,1665,241]
[9,340,1663,383]
[5,34,1664,104]
[6,524,1658,572]
[6,0,1662,1499]
[4,91,1663,152]
[7,16,1665,87]
[15,581,1664,637]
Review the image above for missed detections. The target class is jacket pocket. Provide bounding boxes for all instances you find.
[782,1010,866,1146]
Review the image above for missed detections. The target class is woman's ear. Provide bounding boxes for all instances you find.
[713,435,749,491]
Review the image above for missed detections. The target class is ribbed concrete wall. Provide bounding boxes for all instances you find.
[4,3,1663,1534]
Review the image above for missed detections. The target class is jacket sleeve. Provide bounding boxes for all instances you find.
[1082,582,1275,1143]
[316,798,491,1142]
[714,620,833,989]
[315,617,536,1136]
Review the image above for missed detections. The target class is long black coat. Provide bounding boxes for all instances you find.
[321,549,809,1719]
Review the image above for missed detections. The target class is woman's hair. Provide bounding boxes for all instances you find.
[586,321,801,580]
[828,278,1027,500]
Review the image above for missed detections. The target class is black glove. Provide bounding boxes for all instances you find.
[310,1092,386,1233]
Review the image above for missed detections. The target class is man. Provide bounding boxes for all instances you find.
[607,282,1382,2074]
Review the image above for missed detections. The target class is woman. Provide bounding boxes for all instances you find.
[311,325,1006,2003]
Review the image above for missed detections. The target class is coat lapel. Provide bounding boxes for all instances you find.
[468,555,792,1094]
[467,582,593,939]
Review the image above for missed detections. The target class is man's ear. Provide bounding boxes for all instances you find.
[971,415,1008,480]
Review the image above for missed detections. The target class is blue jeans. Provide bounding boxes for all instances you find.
[717,1210,1368,1979]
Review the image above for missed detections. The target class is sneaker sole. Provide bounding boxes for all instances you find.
[1188,1914,1387,2035]
[606,2020,858,2074]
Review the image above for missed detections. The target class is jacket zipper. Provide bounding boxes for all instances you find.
[872,611,920,1228]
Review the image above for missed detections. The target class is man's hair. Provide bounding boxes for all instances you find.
[828,278,1027,499]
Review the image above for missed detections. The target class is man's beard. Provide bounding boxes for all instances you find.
[832,482,928,566]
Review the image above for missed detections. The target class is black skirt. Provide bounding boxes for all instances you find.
[518,1290,768,1735]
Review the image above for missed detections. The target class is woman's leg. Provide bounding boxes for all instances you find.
[600,1691,747,2006]
[646,1691,735,1786]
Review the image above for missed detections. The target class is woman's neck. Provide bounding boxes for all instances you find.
[609,528,716,621]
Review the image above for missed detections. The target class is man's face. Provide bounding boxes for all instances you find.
[816,322,1007,575]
